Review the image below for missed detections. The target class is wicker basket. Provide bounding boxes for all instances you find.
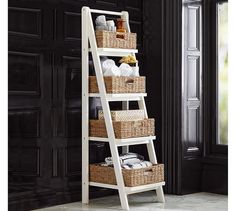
[89,76,145,93]
[98,110,145,121]
[89,119,155,138]
[90,163,164,187]
[96,30,137,49]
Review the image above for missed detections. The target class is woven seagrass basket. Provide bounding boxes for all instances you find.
[89,76,145,93]
[95,30,137,49]
[90,163,164,187]
[98,110,145,121]
[89,118,155,139]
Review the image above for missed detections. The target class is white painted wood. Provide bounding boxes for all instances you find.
[122,101,129,153]
[87,10,129,210]
[89,136,156,146]
[156,186,165,203]
[89,48,138,57]
[89,93,146,101]
[90,9,122,16]
[126,182,165,195]
[121,11,138,67]
[81,6,89,205]
[89,182,118,190]
[89,181,165,195]
[138,96,148,118]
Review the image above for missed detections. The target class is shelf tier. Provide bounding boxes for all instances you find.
[89,48,138,57]
[89,136,156,146]
[89,93,147,101]
[89,181,165,195]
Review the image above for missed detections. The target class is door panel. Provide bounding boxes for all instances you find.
[9,1,146,210]
[182,1,202,193]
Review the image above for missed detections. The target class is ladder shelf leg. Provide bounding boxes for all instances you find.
[87,9,129,210]
[82,6,89,205]
[156,186,165,203]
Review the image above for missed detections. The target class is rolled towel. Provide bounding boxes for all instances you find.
[101,59,116,74]
[101,59,120,76]
[119,63,133,76]
[106,20,115,27]
[103,65,121,76]
[95,15,106,26]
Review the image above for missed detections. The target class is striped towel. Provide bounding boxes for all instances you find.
[122,161,153,169]
[104,153,144,166]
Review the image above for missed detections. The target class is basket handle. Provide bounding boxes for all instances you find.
[125,79,134,85]
[143,168,154,176]
[133,121,143,128]
[116,32,127,40]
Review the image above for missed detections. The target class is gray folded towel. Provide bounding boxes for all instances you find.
[104,152,144,166]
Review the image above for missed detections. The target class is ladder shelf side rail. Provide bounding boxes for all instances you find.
[86,7,129,210]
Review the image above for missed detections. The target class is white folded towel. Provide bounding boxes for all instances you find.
[119,63,133,76]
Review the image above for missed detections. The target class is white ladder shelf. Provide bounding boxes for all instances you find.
[81,6,165,210]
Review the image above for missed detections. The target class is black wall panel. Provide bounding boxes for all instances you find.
[8,1,161,210]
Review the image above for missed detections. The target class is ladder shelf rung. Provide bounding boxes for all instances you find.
[89,93,147,101]
[89,181,165,195]
[89,48,138,57]
[89,136,156,146]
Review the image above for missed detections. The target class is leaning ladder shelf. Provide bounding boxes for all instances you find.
[81,7,165,210]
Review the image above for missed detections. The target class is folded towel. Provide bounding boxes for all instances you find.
[119,63,133,76]
[122,161,153,169]
[101,160,153,169]
[105,153,144,166]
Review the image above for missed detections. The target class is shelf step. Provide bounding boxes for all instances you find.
[89,93,147,101]
[89,136,156,146]
[89,48,138,57]
[89,181,165,195]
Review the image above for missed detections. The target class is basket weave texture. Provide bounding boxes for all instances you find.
[98,110,145,121]
[89,119,155,138]
[90,163,164,187]
[95,30,137,49]
[89,76,145,93]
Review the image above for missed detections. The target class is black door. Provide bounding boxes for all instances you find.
[9,1,149,210]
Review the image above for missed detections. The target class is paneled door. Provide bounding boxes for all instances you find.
[182,0,202,193]
[8,0,145,210]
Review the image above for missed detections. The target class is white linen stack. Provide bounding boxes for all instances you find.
[101,59,121,76]
[102,152,153,170]
[100,58,139,77]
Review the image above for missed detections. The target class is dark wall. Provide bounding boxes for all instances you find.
[8,0,163,210]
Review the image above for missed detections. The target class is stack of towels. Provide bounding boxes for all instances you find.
[95,15,116,32]
[101,152,153,169]
[101,58,139,77]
